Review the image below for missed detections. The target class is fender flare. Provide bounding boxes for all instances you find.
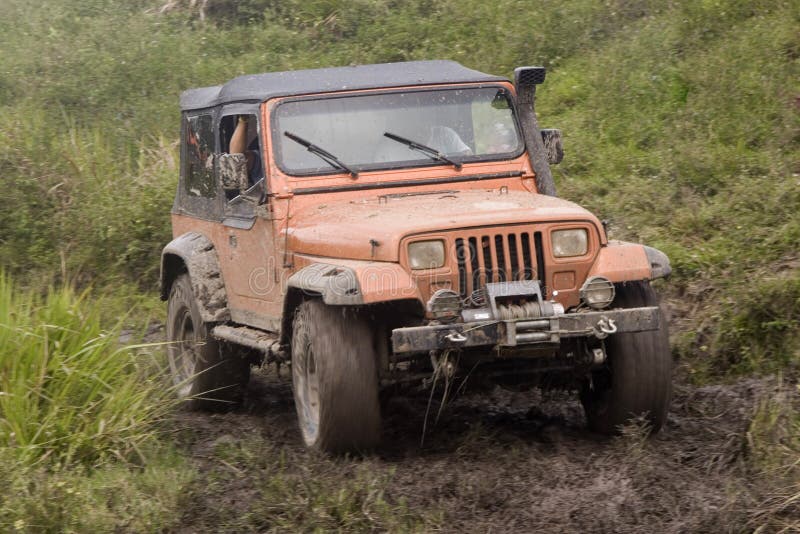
[588,240,672,283]
[643,245,672,279]
[281,261,423,347]
[286,262,364,306]
[286,260,422,306]
[160,232,230,323]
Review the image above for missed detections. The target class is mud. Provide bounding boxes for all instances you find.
[161,232,230,322]
[171,364,793,533]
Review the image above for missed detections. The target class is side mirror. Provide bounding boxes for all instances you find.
[540,129,564,165]
[218,153,249,191]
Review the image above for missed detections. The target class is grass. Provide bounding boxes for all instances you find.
[745,380,800,532]
[0,272,174,466]
[0,448,193,533]
[0,272,192,532]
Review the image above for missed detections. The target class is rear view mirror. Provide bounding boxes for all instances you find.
[218,153,249,190]
[540,129,564,165]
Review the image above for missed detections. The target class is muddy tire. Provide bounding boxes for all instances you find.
[166,273,250,410]
[291,300,381,453]
[581,281,672,434]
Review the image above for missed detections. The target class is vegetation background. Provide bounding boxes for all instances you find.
[0,0,797,531]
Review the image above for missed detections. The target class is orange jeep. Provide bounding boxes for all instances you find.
[161,61,672,452]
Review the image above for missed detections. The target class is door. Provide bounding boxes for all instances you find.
[215,107,283,331]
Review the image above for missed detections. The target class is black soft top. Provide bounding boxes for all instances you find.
[179,60,507,111]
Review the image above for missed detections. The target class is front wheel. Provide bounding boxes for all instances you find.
[166,273,250,410]
[581,281,672,434]
[291,300,381,453]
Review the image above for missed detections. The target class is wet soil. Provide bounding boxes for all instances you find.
[171,363,789,533]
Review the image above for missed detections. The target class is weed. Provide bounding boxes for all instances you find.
[0,271,192,531]
[0,272,175,466]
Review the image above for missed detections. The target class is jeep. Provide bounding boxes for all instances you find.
[161,60,672,452]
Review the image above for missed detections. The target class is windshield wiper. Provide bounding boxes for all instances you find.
[284,131,358,178]
[383,132,462,171]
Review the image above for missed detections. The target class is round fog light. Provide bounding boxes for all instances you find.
[580,276,615,309]
[426,289,462,322]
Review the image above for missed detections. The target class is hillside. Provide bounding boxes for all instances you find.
[1,0,797,374]
[0,0,798,531]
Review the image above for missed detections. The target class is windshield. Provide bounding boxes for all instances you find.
[272,87,523,176]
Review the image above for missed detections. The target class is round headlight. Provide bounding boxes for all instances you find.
[580,276,615,309]
[408,240,445,270]
[552,228,588,257]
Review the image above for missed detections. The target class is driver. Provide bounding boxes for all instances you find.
[486,121,517,154]
[426,126,473,156]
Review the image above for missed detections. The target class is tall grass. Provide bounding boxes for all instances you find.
[0,271,191,531]
[0,272,173,466]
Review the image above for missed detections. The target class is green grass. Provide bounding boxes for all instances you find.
[0,448,192,533]
[0,272,174,466]
[0,272,192,532]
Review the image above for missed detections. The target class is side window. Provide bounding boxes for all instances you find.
[185,114,216,198]
[220,114,263,186]
[219,113,265,220]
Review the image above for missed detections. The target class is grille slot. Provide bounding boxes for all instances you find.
[469,237,480,291]
[455,231,541,298]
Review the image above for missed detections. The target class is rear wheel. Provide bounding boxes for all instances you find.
[581,281,672,434]
[291,300,381,453]
[166,273,250,410]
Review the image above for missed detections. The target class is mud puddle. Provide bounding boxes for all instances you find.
[170,364,790,533]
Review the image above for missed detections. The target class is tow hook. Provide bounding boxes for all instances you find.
[445,331,467,343]
[594,317,618,339]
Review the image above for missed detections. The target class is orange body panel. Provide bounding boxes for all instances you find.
[587,240,652,283]
[171,214,284,330]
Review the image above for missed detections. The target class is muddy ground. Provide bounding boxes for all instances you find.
[166,356,797,533]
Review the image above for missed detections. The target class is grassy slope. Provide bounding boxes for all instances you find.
[0,0,797,374]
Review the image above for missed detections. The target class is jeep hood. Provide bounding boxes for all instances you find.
[287,189,601,262]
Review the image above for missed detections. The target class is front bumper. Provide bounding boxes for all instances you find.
[391,306,660,354]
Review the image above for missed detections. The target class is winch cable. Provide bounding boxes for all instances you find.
[420,354,442,448]
[420,350,459,448]
[496,301,543,320]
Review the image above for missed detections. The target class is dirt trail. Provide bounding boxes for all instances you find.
[171,362,790,533]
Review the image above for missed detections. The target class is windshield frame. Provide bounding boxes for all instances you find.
[269,84,525,178]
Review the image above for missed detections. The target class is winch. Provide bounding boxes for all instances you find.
[459,281,564,322]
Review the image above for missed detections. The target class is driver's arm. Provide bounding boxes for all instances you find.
[230,115,255,171]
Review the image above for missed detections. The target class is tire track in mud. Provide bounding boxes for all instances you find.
[172,365,787,533]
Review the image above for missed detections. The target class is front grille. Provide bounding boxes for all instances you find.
[454,230,544,298]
